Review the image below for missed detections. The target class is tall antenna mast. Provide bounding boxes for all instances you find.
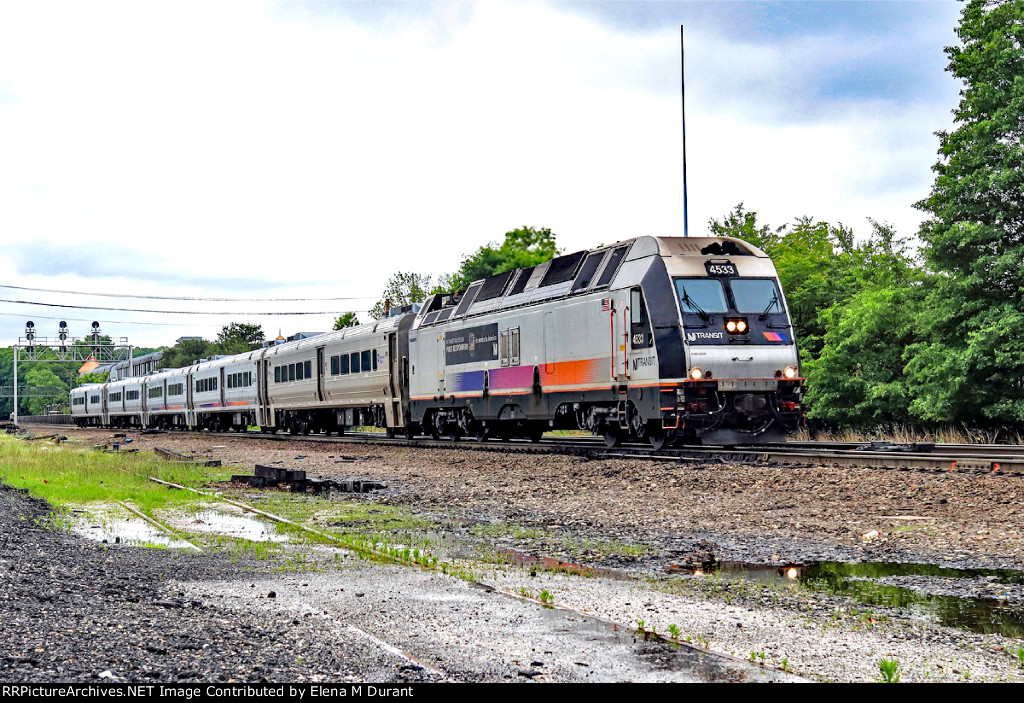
[681,24,689,238]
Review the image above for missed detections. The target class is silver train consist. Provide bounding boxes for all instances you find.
[70,236,805,446]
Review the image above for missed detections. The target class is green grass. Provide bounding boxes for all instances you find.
[0,436,226,515]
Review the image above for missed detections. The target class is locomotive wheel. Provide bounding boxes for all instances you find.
[648,428,676,451]
[603,426,622,448]
[528,426,544,443]
[475,426,488,442]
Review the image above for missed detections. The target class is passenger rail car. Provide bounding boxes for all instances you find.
[69,236,804,446]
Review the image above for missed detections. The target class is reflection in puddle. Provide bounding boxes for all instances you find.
[498,547,628,580]
[683,560,1024,638]
[70,503,286,549]
[177,509,286,543]
[72,507,193,549]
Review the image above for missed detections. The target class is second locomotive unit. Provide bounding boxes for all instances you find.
[71,235,805,446]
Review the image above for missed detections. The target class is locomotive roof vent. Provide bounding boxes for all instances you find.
[699,240,754,256]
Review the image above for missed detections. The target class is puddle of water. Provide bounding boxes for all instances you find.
[175,508,287,543]
[498,547,629,580]
[684,560,1024,638]
[71,506,194,549]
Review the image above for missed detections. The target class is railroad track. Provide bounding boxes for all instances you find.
[21,422,1024,476]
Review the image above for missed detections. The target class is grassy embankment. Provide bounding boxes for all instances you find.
[0,435,224,515]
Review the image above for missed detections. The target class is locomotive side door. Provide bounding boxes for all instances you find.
[437,332,445,397]
[611,291,629,384]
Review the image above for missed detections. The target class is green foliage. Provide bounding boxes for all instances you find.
[878,658,901,683]
[332,312,360,330]
[157,337,215,370]
[215,322,265,355]
[445,226,561,293]
[157,323,264,370]
[23,366,69,415]
[369,272,433,320]
[77,371,110,385]
[802,222,929,428]
[908,0,1024,426]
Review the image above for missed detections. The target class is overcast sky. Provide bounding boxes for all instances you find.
[0,0,962,349]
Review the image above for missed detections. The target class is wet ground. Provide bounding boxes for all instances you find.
[14,426,1024,681]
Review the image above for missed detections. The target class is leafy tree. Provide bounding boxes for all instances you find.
[333,312,360,330]
[215,322,265,355]
[445,226,561,293]
[23,365,68,416]
[77,371,109,385]
[157,338,216,370]
[802,222,929,427]
[369,272,433,320]
[0,347,12,418]
[907,0,1024,425]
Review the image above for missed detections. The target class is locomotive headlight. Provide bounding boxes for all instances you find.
[783,366,798,379]
[690,368,704,380]
[725,318,749,334]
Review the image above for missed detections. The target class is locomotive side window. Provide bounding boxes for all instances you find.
[730,279,783,314]
[674,279,729,314]
[289,364,296,382]
[360,351,370,372]
[331,355,340,375]
[630,288,652,348]
[304,360,312,379]
[351,352,360,373]
[341,354,350,374]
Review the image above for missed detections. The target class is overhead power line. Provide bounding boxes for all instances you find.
[0,284,375,302]
[0,299,368,316]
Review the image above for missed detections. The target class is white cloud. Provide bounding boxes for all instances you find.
[0,0,960,346]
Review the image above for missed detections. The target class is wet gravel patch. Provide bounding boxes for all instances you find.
[0,482,440,683]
